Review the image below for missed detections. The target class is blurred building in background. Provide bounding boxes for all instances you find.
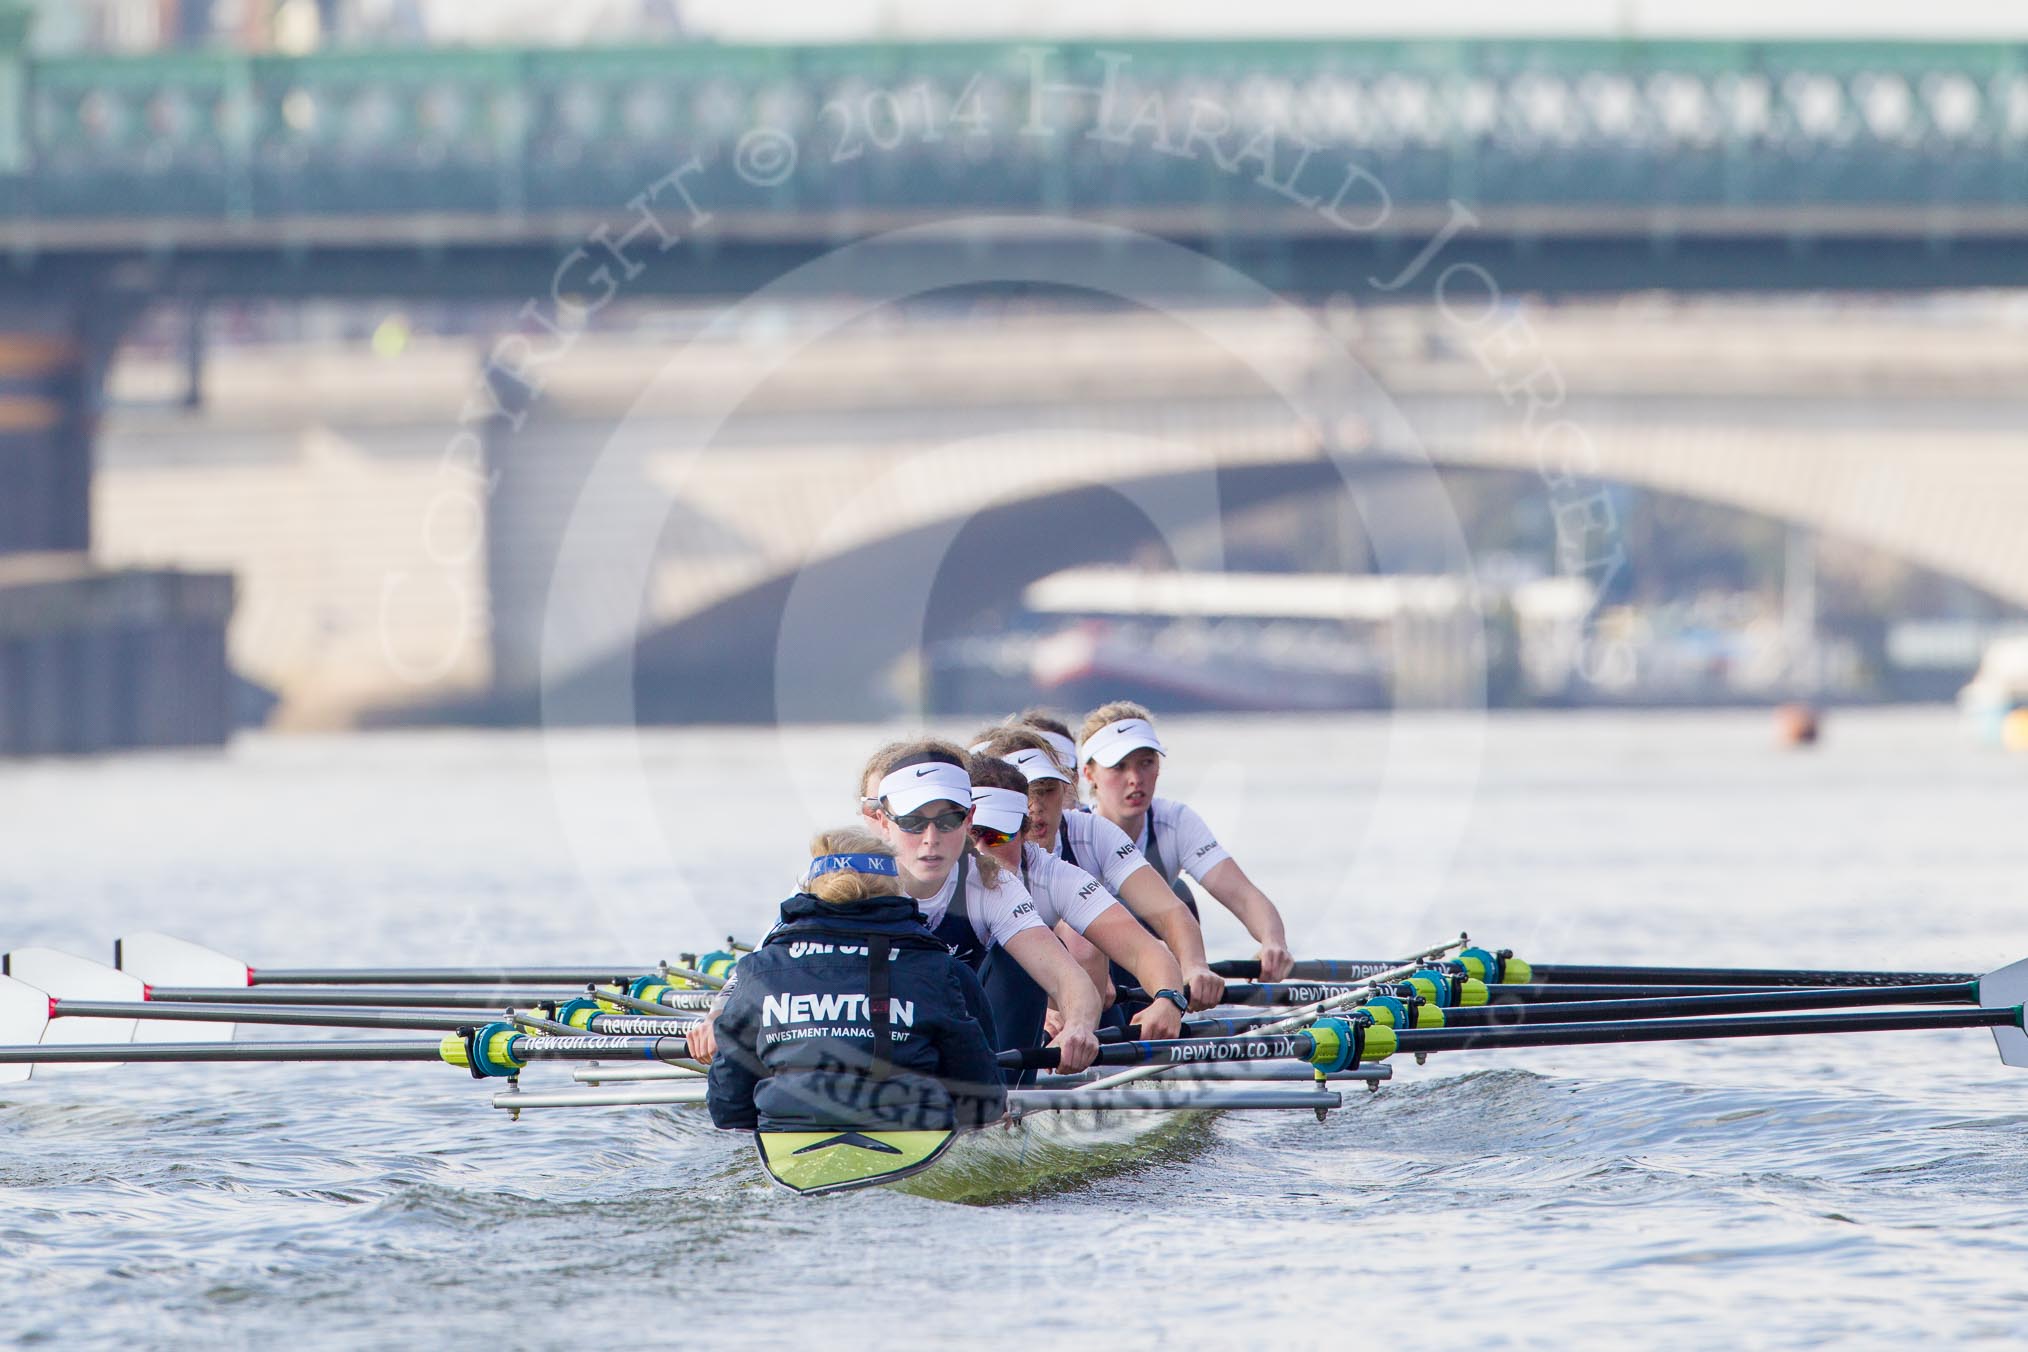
[4,20,2028,749]
[22,0,693,52]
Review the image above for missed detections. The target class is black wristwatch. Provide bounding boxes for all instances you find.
[1154,988,1189,1014]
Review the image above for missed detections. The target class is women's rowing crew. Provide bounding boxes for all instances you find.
[855,738,1101,1075]
[703,705,1300,1133]
[967,755,1186,1042]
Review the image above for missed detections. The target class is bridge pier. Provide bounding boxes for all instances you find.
[0,302,103,555]
[0,295,240,755]
[0,556,235,756]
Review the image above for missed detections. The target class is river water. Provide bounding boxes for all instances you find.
[2,709,2026,1348]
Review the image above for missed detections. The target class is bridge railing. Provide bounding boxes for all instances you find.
[6,40,2028,224]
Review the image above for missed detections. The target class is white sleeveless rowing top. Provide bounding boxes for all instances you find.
[1126,798,1231,887]
[1051,809,1154,894]
[914,855,1047,950]
[1017,842,1118,935]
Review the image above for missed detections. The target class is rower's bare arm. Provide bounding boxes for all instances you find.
[1198,858,1294,982]
[1116,864,1223,1009]
[1057,922,1115,1006]
[1083,906,1186,1040]
[1003,927,1103,1073]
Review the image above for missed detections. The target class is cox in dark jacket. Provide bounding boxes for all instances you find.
[706,892,1009,1133]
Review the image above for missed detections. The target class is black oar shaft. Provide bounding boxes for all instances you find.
[1212,959,1396,981]
[0,1041,446,1065]
[54,1000,484,1031]
[1489,984,1815,1004]
[1439,984,1977,1028]
[251,967,642,986]
[1195,981,1797,1008]
[1525,964,1976,989]
[1214,959,1982,988]
[1397,1006,2018,1054]
[1004,1005,2021,1073]
[145,987,575,1008]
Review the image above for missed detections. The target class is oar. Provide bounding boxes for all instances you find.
[1208,942,1517,984]
[1213,953,1979,989]
[1434,982,1980,1027]
[0,1025,707,1074]
[0,975,711,1071]
[1510,962,1978,989]
[140,986,608,1008]
[114,930,742,988]
[1107,981,1984,1043]
[1003,1001,2028,1073]
[0,1040,454,1066]
[14,996,494,1035]
[1159,980,1818,1008]
[1081,934,1473,1091]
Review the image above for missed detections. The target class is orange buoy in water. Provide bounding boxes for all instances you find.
[1774,703,1820,747]
[2002,708,2028,754]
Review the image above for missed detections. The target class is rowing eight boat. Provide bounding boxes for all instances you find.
[3,932,2025,1201]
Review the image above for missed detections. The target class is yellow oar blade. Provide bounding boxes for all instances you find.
[755,1129,956,1196]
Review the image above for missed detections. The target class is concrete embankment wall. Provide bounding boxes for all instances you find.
[0,554,234,756]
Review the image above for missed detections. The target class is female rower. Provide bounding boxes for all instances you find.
[968,755,1187,1041]
[1076,702,1295,983]
[705,829,1007,1133]
[1013,706,1081,775]
[856,740,1102,1074]
[975,724,1223,1011]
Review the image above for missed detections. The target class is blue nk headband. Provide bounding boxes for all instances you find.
[804,853,900,883]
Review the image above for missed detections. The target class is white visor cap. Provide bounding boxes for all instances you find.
[1035,729,1078,769]
[878,761,975,817]
[1081,717,1167,768]
[970,786,1029,836]
[1003,745,1072,785]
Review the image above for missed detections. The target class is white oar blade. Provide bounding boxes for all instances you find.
[115,933,246,1043]
[0,976,53,1083]
[1,948,142,1072]
[1979,957,2028,1068]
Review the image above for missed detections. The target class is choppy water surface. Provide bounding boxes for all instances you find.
[3,710,2026,1348]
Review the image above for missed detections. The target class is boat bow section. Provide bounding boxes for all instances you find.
[755,1128,958,1196]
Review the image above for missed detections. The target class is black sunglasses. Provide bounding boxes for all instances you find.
[887,807,968,834]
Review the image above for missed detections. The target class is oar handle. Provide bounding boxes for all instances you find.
[1211,957,1485,983]
[999,1046,1063,1071]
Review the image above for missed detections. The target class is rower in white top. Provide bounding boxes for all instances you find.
[967,756,1186,1041]
[1074,702,1295,985]
[974,722,1226,1010]
[854,739,1103,1074]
